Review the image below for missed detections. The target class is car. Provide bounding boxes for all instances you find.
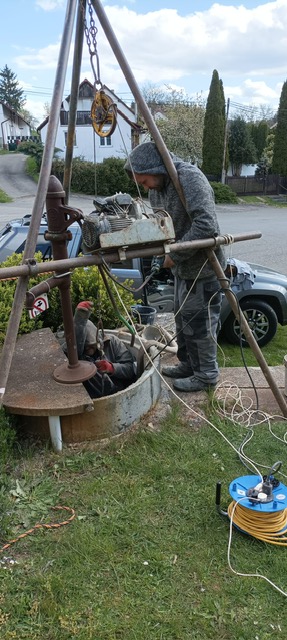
[1,213,287,347]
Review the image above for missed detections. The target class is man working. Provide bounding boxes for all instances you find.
[73,301,137,398]
[124,142,226,393]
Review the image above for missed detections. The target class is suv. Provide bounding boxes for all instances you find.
[1,214,287,347]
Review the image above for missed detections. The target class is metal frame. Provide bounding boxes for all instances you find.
[0,0,287,419]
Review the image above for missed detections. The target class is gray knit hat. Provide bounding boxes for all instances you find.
[124,141,168,176]
[85,319,98,348]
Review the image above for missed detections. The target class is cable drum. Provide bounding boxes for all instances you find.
[229,475,287,545]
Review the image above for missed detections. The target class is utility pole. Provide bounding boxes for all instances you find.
[221,97,230,184]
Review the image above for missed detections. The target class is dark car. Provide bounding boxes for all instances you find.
[1,213,287,347]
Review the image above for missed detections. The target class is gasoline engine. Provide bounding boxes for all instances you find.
[81,193,175,253]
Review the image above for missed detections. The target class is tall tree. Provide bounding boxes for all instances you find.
[249,120,269,160]
[156,101,205,164]
[228,116,258,176]
[272,80,287,176]
[0,64,26,112]
[201,69,226,177]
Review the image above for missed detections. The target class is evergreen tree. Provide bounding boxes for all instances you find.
[201,69,226,177]
[0,64,26,112]
[228,116,258,176]
[272,80,287,176]
[249,121,268,159]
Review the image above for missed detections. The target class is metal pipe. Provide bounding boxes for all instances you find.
[206,247,287,417]
[91,0,185,206]
[0,232,262,281]
[0,0,78,402]
[48,416,63,453]
[63,0,86,202]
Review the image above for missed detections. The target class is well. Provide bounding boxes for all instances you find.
[3,328,161,450]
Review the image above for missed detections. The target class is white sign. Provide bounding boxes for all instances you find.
[29,293,49,319]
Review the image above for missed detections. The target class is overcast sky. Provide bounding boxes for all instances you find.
[0,0,286,123]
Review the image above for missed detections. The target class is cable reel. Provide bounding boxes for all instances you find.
[216,462,287,545]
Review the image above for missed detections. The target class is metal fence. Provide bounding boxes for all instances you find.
[225,174,287,196]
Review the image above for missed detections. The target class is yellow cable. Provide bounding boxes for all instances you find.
[228,501,287,545]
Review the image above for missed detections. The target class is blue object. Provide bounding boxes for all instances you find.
[229,475,287,513]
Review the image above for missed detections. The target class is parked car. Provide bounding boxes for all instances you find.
[1,214,287,347]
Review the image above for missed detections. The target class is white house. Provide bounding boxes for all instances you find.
[37,79,142,163]
[0,102,32,149]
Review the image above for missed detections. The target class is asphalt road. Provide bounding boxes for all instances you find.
[0,153,286,274]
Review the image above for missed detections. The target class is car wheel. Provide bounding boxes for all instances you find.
[222,298,278,347]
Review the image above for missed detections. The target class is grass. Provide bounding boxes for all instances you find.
[218,324,287,368]
[239,195,287,207]
[0,402,287,639]
[25,156,39,182]
[0,188,12,203]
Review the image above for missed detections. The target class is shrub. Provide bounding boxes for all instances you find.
[17,140,44,171]
[0,252,46,343]
[51,156,142,197]
[210,181,238,204]
[0,253,137,344]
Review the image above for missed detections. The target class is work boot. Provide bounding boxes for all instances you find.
[161,362,194,378]
[173,376,217,393]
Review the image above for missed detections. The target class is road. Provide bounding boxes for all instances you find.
[0,153,286,274]
[0,153,96,225]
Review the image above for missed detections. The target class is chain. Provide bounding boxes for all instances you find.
[82,0,102,86]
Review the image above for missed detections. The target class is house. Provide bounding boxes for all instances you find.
[37,79,142,163]
[0,102,32,150]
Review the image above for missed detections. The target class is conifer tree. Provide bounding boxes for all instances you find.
[228,116,257,176]
[0,64,26,112]
[272,80,287,176]
[201,69,225,177]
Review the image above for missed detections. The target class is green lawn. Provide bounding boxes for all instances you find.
[218,323,287,368]
[0,400,287,639]
[0,188,12,203]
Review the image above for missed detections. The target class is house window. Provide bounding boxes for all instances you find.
[60,110,92,125]
[100,136,112,146]
[64,132,77,146]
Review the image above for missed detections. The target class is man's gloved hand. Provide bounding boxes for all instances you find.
[96,360,114,374]
[77,301,93,311]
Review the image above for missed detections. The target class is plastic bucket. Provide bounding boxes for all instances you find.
[131,304,157,325]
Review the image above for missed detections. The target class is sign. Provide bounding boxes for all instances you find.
[29,293,49,319]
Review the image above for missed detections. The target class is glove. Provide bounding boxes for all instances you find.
[96,360,114,374]
[77,301,93,311]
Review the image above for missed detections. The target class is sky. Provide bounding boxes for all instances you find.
[0,0,286,124]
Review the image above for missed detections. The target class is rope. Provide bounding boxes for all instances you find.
[0,505,75,553]
[228,501,287,546]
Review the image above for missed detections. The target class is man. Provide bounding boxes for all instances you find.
[124,141,226,392]
[73,301,137,398]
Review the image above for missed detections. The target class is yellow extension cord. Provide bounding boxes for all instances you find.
[228,501,287,546]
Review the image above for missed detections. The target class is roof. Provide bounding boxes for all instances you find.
[0,100,31,127]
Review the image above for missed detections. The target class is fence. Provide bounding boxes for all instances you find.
[225,174,287,196]
[6,135,40,151]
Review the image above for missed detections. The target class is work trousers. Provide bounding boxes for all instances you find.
[174,275,222,384]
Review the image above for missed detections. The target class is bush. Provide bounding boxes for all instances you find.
[0,253,137,344]
[52,156,142,197]
[210,181,238,204]
[0,252,46,343]
[17,140,44,171]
